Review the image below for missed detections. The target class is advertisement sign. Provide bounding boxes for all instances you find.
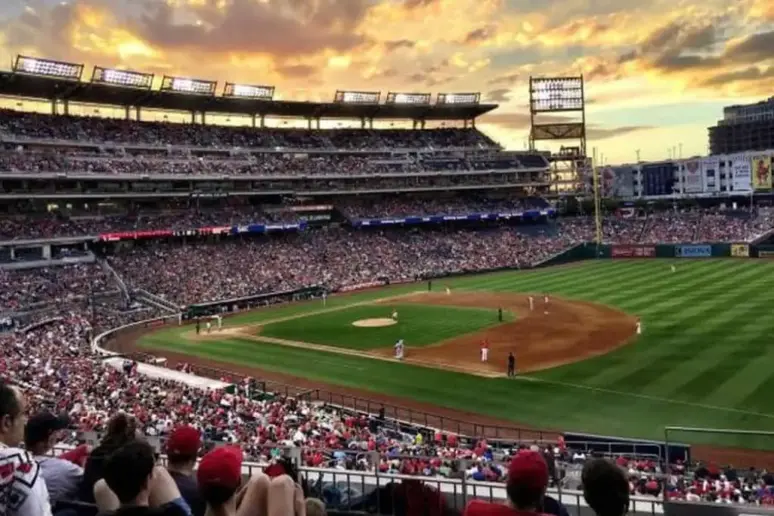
[731,244,749,257]
[665,500,774,516]
[675,245,712,258]
[701,159,719,192]
[752,156,772,190]
[683,160,703,193]
[731,159,752,192]
[759,251,774,258]
[611,246,656,258]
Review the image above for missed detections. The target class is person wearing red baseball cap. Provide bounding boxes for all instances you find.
[165,426,204,516]
[464,450,552,516]
[196,447,308,516]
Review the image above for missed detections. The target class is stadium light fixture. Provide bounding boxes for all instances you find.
[386,92,432,105]
[436,93,481,105]
[13,55,84,80]
[223,82,275,100]
[91,66,153,89]
[334,90,381,104]
[161,75,217,96]
[530,77,584,112]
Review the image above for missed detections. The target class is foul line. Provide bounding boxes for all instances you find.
[519,376,774,420]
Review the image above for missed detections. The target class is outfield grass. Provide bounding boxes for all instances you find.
[259,303,511,350]
[140,259,774,449]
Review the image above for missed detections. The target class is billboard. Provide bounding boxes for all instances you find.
[600,166,635,197]
[731,244,749,257]
[675,245,711,258]
[683,160,702,193]
[641,163,675,196]
[752,156,772,190]
[731,158,752,192]
[701,158,719,192]
[611,246,656,258]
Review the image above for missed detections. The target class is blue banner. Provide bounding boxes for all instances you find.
[353,209,555,227]
[233,222,306,234]
[675,245,711,258]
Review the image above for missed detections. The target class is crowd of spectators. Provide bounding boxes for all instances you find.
[1,308,772,516]
[339,197,547,220]
[0,109,496,149]
[0,263,114,311]
[108,227,567,306]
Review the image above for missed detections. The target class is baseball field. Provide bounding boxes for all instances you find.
[132,259,774,455]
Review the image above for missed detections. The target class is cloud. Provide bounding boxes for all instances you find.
[463,26,496,45]
[485,89,512,102]
[383,39,416,51]
[587,125,652,140]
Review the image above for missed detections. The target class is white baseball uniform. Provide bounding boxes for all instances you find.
[206,321,211,333]
[481,344,489,362]
[445,287,451,295]
[529,297,534,311]
[394,339,404,360]
[636,321,642,334]
[392,311,398,321]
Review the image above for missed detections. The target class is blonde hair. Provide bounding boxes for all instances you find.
[306,497,327,516]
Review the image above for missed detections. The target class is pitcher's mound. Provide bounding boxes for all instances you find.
[352,318,396,328]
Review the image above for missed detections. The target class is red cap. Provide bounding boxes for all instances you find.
[197,446,243,490]
[508,450,549,491]
[166,426,201,457]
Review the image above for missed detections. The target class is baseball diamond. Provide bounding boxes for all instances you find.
[119,259,774,460]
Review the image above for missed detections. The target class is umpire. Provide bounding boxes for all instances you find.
[507,352,516,377]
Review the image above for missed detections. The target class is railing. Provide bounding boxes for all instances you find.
[49,444,663,515]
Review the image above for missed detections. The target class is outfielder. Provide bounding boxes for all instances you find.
[391,309,398,321]
[636,319,642,335]
[671,265,676,273]
[445,287,451,296]
[394,339,405,360]
[480,340,489,362]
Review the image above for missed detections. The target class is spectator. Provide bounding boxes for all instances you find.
[24,412,84,504]
[464,450,550,516]
[0,380,53,516]
[81,413,139,503]
[165,426,205,516]
[581,458,630,516]
[98,439,191,515]
[197,447,302,516]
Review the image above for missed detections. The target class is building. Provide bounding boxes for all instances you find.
[709,97,774,155]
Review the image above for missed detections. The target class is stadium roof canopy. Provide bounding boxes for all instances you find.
[0,72,497,121]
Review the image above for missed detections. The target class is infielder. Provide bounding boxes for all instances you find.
[543,293,550,315]
[480,340,489,362]
[394,339,405,360]
[206,320,212,334]
[391,309,398,321]
[216,315,223,331]
[636,319,642,335]
[528,296,534,311]
[445,287,451,296]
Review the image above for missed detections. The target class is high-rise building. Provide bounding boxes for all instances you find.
[709,97,774,155]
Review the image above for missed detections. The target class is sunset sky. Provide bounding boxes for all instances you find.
[0,0,772,164]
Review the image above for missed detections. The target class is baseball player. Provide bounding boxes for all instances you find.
[671,265,676,273]
[636,318,642,335]
[528,296,534,311]
[507,352,516,377]
[480,340,489,362]
[394,339,404,360]
[543,293,550,315]
[216,315,223,331]
[391,309,398,322]
[206,320,212,334]
[445,287,451,296]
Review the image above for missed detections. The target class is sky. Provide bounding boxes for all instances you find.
[0,0,772,164]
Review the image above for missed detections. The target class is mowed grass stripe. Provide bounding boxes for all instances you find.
[710,344,774,408]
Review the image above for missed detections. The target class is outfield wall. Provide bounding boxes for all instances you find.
[539,242,768,266]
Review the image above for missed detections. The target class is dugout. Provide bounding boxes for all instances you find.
[186,285,327,318]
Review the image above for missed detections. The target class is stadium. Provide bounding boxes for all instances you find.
[1,55,774,516]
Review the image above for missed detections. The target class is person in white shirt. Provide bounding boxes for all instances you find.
[0,380,53,516]
[24,412,83,504]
